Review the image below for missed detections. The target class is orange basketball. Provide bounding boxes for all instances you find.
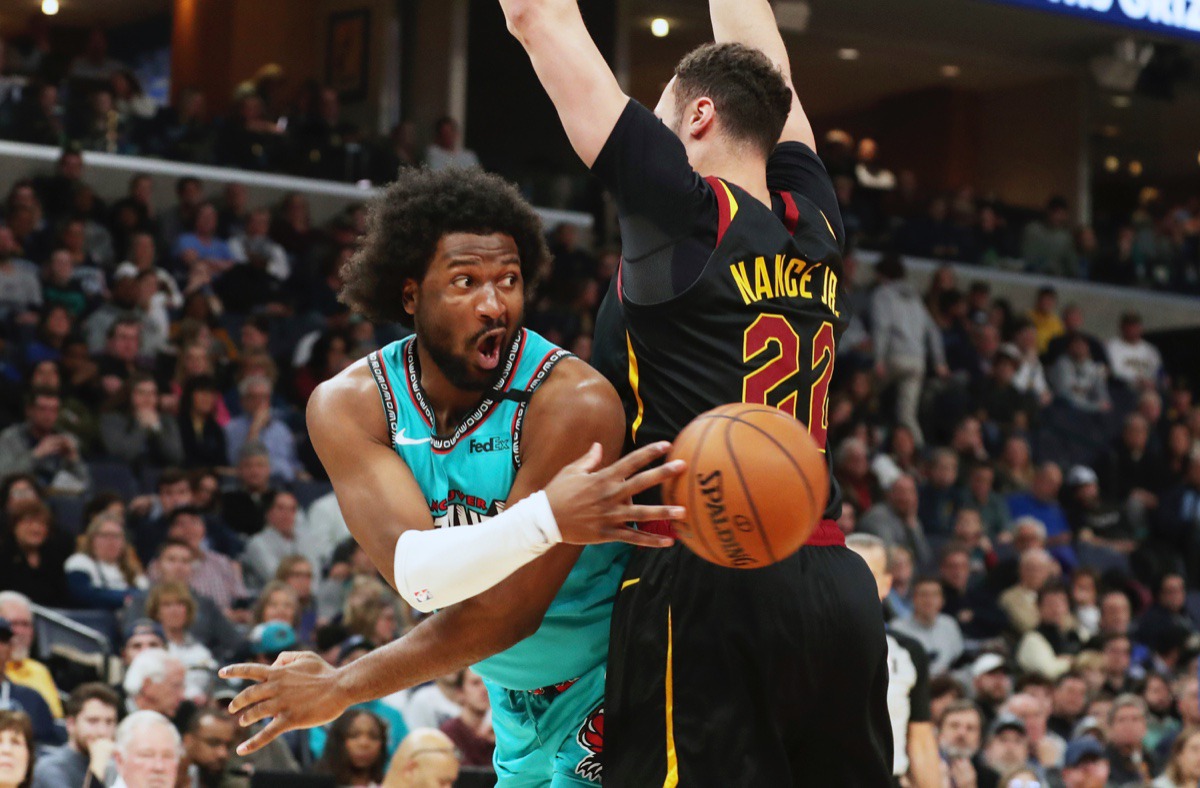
[663,403,830,569]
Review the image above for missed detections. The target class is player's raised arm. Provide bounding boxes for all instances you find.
[499,0,628,167]
[709,0,816,150]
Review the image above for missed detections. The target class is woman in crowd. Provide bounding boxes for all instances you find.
[0,501,68,607]
[177,375,228,468]
[315,710,388,788]
[0,476,43,532]
[99,373,184,468]
[22,305,73,366]
[251,580,302,634]
[146,581,215,703]
[1155,727,1200,788]
[342,579,401,646]
[996,435,1035,494]
[64,512,147,609]
[274,555,318,644]
[0,710,34,788]
[1165,422,1195,488]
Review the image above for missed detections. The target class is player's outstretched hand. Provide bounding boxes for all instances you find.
[544,441,685,548]
[219,651,349,755]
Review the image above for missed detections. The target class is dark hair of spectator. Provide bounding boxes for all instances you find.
[912,575,942,592]
[1047,196,1068,213]
[671,42,793,158]
[147,580,197,628]
[876,251,906,281]
[179,375,220,421]
[1014,673,1054,695]
[176,176,201,196]
[8,500,51,528]
[156,537,196,559]
[1,475,44,513]
[81,492,123,527]
[251,580,300,627]
[1036,286,1057,300]
[1036,580,1070,605]
[341,167,549,326]
[106,313,142,340]
[166,506,205,529]
[0,710,35,788]
[105,371,158,414]
[64,682,120,719]
[156,468,189,492]
[315,709,388,785]
[937,698,981,727]
[929,675,965,702]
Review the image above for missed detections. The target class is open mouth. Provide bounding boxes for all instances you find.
[475,328,506,371]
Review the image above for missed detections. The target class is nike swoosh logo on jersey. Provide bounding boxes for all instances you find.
[394,429,432,446]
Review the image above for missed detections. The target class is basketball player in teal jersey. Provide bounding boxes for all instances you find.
[222,167,684,786]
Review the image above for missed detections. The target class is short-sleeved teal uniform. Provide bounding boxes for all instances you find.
[368,329,627,786]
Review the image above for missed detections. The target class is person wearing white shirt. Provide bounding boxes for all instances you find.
[305,491,351,571]
[424,117,481,172]
[111,710,180,788]
[228,208,290,281]
[1106,312,1162,391]
[889,576,965,676]
[240,491,323,587]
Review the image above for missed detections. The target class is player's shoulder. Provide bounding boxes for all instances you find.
[307,355,390,440]
[530,355,620,418]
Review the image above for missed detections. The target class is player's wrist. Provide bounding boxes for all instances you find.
[526,490,562,546]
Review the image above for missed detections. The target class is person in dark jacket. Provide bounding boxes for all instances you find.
[0,501,68,608]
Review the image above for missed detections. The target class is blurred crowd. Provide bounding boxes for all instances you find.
[0,17,1197,788]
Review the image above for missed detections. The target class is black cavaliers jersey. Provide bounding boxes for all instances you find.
[591,100,848,523]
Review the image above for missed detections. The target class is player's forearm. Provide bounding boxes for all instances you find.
[907,722,941,788]
[333,601,536,706]
[709,0,791,75]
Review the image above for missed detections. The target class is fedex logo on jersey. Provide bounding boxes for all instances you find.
[984,0,1200,40]
[469,436,511,454]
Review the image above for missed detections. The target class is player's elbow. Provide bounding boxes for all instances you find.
[500,0,541,38]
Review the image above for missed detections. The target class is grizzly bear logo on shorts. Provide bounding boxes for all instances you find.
[574,704,604,782]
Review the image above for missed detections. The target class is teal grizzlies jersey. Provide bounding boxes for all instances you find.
[367,328,630,691]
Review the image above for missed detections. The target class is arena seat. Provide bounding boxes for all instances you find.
[87,461,140,500]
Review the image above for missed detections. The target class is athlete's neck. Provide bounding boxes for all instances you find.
[415,342,488,433]
[693,150,771,209]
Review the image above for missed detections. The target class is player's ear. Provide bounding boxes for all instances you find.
[402,278,419,319]
[688,96,717,139]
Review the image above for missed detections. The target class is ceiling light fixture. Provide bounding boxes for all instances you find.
[1128,160,1143,176]
[941,64,961,78]
[1111,95,1132,109]
[1104,156,1120,173]
[41,0,59,14]
[650,18,670,37]
[837,48,860,61]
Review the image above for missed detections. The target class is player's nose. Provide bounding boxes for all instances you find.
[476,284,504,319]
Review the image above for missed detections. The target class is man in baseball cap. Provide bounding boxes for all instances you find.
[1056,736,1108,788]
[983,713,1030,778]
[250,622,297,662]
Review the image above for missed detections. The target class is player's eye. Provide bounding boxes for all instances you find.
[500,273,519,288]
[452,275,472,288]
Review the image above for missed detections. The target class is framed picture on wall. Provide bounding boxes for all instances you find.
[327,9,370,102]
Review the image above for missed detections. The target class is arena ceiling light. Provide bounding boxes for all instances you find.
[1111,95,1132,108]
[650,18,670,37]
[1128,160,1143,176]
[837,48,860,61]
[41,0,59,15]
[1104,156,1121,173]
[941,64,961,78]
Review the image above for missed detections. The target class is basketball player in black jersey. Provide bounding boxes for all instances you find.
[500,0,893,784]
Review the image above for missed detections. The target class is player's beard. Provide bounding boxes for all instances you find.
[420,313,522,393]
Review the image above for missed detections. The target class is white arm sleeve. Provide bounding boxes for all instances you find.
[394,491,562,614]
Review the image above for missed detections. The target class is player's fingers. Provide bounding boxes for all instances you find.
[219,663,270,684]
[607,525,674,549]
[235,715,292,757]
[225,679,277,717]
[272,651,308,667]
[621,504,686,524]
[605,441,672,480]
[619,459,686,498]
[237,697,279,728]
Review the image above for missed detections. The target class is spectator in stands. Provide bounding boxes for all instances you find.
[30,682,118,788]
[959,462,1010,540]
[1107,311,1163,392]
[270,193,321,267]
[1000,541,1055,626]
[173,203,233,274]
[438,670,494,769]
[224,377,300,482]
[122,648,185,722]
[833,437,875,513]
[0,501,68,607]
[180,709,239,788]
[0,388,90,493]
[176,377,226,469]
[1136,574,1196,650]
[40,250,92,319]
[273,556,317,643]
[918,449,959,540]
[134,539,240,660]
[859,474,934,571]
[99,374,183,469]
[0,621,55,744]
[1050,333,1111,413]
[890,576,962,675]
[89,313,144,393]
[1048,673,1089,741]
[1008,463,1072,553]
[65,512,148,609]
[938,700,993,788]
[158,90,215,164]
[159,507,245,613]
[144,581,213,702]
[1161,451,1200,586]
[240,491,318,588]
[382,728,461,788]
[1065,465,1136,557]
[316,710,388,787]
[0,593,57,716]
[1155,726,1200,788]
[1027,287,1065,355]
[1100,634,1140,697]
[342,578,402,646]
[304,489,350,571]
[870,252,947,445]
[112,709,181,788]
[1045,304,1107,366]
[978,346,1035,435]
[158,177,203,253]
[0,227,40,322]
[228,207,289,282]
[1023,197,1077,277]
[424,116,479,172]
[1015,582,1085,680]
[0,709,34,788]
[250,582,301,637]
[14,82,63,147]
[1055,736,1109,788]
[1106,694,1155,785]
[220,444,274,535]
[982,712,1032,780]
[1010,321,1052,407]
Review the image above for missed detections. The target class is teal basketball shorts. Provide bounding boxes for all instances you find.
[486,662,606,787]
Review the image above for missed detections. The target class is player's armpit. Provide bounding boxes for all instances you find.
[499,0,628,167]
[307,362,435,590]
